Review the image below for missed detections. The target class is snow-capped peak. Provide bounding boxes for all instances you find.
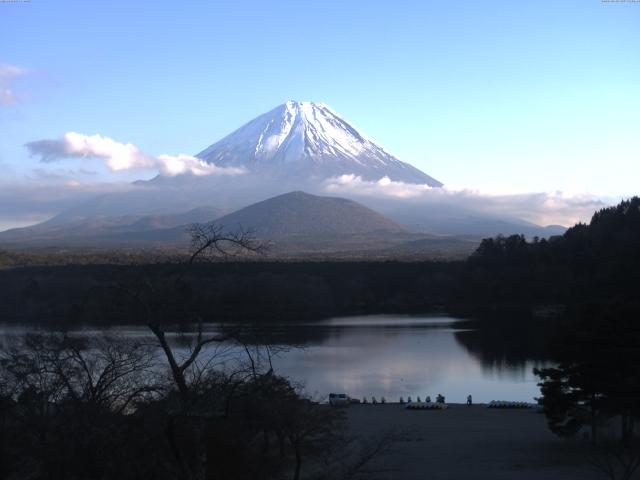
[196,101,442,186]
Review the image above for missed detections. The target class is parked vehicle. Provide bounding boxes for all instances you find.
[329,393,350,406]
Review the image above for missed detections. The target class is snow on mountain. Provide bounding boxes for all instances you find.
[196,101,442,186]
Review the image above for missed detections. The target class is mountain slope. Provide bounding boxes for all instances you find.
[0,192,408,247]
[214,191,407,238]
[0,207,225,245]
[196,101,442,186]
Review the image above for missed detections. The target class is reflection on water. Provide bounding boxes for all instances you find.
[0,315,549,403]
[265,316,547,403]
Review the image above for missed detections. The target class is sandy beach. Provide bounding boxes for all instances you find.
[346,403,600,480]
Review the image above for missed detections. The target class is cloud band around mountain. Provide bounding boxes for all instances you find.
[12,134,610,231]
[25,132,246,177]
[323,174,606,227]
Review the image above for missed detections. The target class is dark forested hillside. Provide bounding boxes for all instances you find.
[458,197,640,312]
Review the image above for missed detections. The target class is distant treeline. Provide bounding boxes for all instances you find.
[0,261,460,326]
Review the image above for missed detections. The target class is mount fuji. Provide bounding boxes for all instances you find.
[195,101,442,186]
[0,101,565,252]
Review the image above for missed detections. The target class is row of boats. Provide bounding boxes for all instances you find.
[330,394,537,409]
[329,393,447,406]
[406,402,448,410]
[487,400,536,409]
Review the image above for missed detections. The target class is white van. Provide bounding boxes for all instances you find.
[328,393,350,406]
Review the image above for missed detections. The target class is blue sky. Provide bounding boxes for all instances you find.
[0,0,639,227]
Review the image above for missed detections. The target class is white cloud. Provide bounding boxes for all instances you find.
[157,153,245,177]
[64,132,155,171]
[25,132,246,177]
[0,63,28,106]
[325,174,434,198]
[323,174,606,226]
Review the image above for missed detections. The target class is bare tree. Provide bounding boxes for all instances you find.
[0,333,163,479]
[58,335,159,413]
[113,222,267,399]
[107,223,269,480]
[1,333,159,412]
[187,222,267,264]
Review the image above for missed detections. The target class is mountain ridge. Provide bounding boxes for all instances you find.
[0,207,226,244]
[213,190,407,238]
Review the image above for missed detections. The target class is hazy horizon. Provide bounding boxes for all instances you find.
[1,0,639,231]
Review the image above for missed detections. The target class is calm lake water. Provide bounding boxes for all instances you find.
[1,315,547,403]
[267,316,546,403]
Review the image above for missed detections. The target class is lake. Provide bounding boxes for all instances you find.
[0,315,547,403]
[265,315,546,403]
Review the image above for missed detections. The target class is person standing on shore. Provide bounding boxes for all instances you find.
[467,394,473,406]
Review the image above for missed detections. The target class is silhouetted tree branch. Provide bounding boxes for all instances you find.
[187,222,268,264]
